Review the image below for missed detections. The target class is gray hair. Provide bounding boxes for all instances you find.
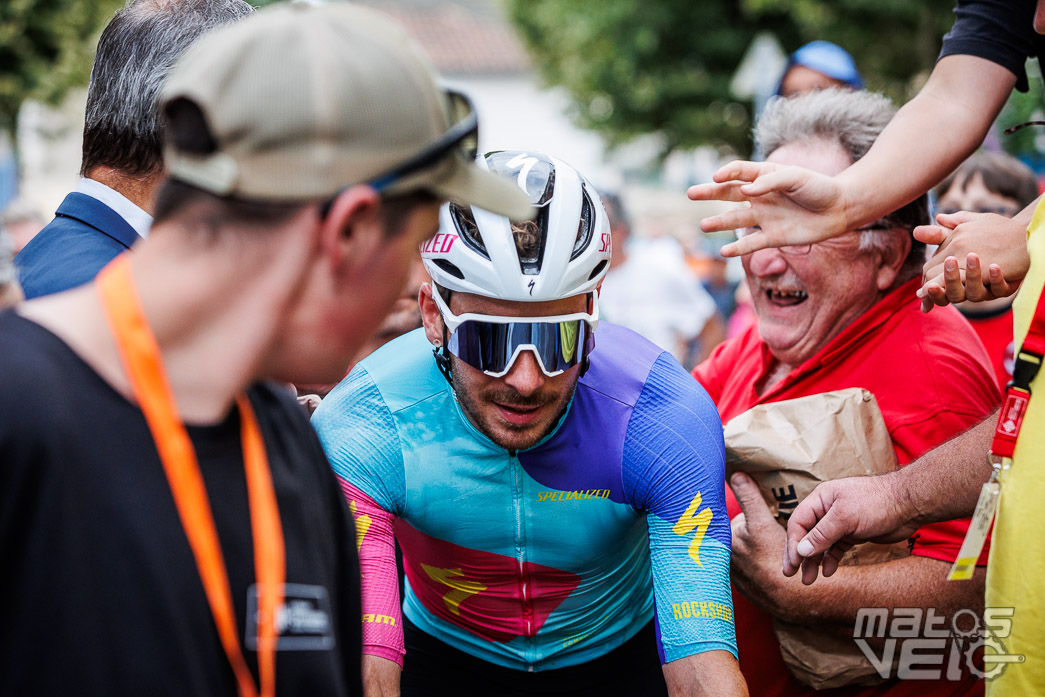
[755,89,929,280]
[80,0,254,177]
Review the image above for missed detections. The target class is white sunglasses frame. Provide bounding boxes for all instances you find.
[431,285,600,377]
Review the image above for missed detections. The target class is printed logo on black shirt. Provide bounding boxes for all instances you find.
[245,583,335,651]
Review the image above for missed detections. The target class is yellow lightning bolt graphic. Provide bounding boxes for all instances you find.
[421,564,488,616]
[672,492,714,568]
[348,500,372,553]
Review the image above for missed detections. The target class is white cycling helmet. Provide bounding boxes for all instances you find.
[422,150,611,302]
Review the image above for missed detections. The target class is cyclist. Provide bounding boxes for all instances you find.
[313,151,746,697]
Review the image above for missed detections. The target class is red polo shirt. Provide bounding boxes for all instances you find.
[963,307,1014,393]
[694,278,999,697]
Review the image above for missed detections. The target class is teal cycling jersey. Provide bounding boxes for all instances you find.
[313,323,735,671]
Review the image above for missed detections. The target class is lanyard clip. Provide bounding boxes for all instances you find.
[1010,349,1043,393]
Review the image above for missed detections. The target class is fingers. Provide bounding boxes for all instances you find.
[729,472,774,523]
[913,224,948,246]
[791,503,855,570]
[800,553,825,585]
[784,485,834,575]
[918,257,967,311]
[719,233,772,258]
[712,160,777,184]
[964,254,990,302]
[820,543,851,578]
[919,279,952,309]
[687,181,753,203]
[699,208,757,234]
[935,210,981,228]
[736,168,805,197]
[943,256,966,304]
[988,263,1021,298]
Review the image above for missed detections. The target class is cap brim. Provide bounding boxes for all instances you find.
[431,157,535,220]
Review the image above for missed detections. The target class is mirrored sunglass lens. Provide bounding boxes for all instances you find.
[447,320,592,375]
[447,91,479,161]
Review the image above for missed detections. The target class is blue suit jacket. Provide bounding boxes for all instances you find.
[14,192,141,299]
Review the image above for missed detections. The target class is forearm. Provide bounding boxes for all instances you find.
[897,410,997,526]
[663,650,748,697]
[363,655,401,697]
[837,55,1015,227]
[751,555,985,633]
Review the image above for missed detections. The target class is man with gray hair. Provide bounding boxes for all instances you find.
[14,0,253,299]
[692,89,999,696]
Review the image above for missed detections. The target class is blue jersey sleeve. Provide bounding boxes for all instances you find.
[622,354,736,663]
[311,366,406,515]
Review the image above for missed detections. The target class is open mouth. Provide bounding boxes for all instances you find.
[766,289,808,307]
[494,402,543,426]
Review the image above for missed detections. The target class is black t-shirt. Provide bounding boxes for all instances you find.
[0,311,363,696]
[939,0,1044,91]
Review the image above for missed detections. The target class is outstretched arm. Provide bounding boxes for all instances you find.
[729,473,984,642]
[782,411,997,584]
[690,55,1016,257]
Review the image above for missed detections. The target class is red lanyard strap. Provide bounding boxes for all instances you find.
[97,256,285,697]
[991,286,1045,459]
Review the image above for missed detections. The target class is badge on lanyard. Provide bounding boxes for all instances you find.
[97,255,286,697]
[947,287,1045,582]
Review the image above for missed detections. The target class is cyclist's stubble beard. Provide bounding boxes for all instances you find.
[450,354,579,452]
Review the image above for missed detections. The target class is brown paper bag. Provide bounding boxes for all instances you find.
[724,387,909,690]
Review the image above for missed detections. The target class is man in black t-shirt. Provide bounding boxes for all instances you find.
[0,4,530,696]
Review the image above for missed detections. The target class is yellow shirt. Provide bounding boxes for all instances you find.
[986,199,1045,694]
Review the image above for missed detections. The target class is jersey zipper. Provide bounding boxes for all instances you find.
[509,450,537,670]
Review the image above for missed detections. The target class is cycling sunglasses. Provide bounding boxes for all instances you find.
[433,287,599,378]
[319,89,478,218]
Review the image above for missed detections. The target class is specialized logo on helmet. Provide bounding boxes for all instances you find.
[505,152,540,188]
[528,279,535,296]
[420,231,457,255]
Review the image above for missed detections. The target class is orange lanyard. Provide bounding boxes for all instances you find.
[97,255,285,697]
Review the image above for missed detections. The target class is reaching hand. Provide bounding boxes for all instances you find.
[687,161,851,257]
[782,473,919,585]
[914,210,1028,312]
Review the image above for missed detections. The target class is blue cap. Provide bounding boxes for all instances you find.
[777,40,864,96]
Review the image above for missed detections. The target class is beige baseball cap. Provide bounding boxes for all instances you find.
[160,1,532,219]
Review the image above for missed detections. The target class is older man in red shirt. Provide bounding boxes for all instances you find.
[694,89,999,697]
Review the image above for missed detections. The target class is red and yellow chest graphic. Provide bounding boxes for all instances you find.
[396,522,581,643]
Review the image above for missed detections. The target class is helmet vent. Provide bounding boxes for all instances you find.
[431,259,465,280]
[449,202,490,260]
[571,187,595,260]
[588,259,608,281]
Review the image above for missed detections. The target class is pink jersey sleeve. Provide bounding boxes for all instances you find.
[338,477,404,666]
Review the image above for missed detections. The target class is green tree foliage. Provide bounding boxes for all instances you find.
[508,0,801,156]
[745,0,955,94]
[0,0,125,129]
[508,0,956,158]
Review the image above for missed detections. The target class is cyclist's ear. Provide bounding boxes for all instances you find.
[419,282,445,346]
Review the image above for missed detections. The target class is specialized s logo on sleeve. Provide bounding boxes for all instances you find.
[672,492,713,568]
